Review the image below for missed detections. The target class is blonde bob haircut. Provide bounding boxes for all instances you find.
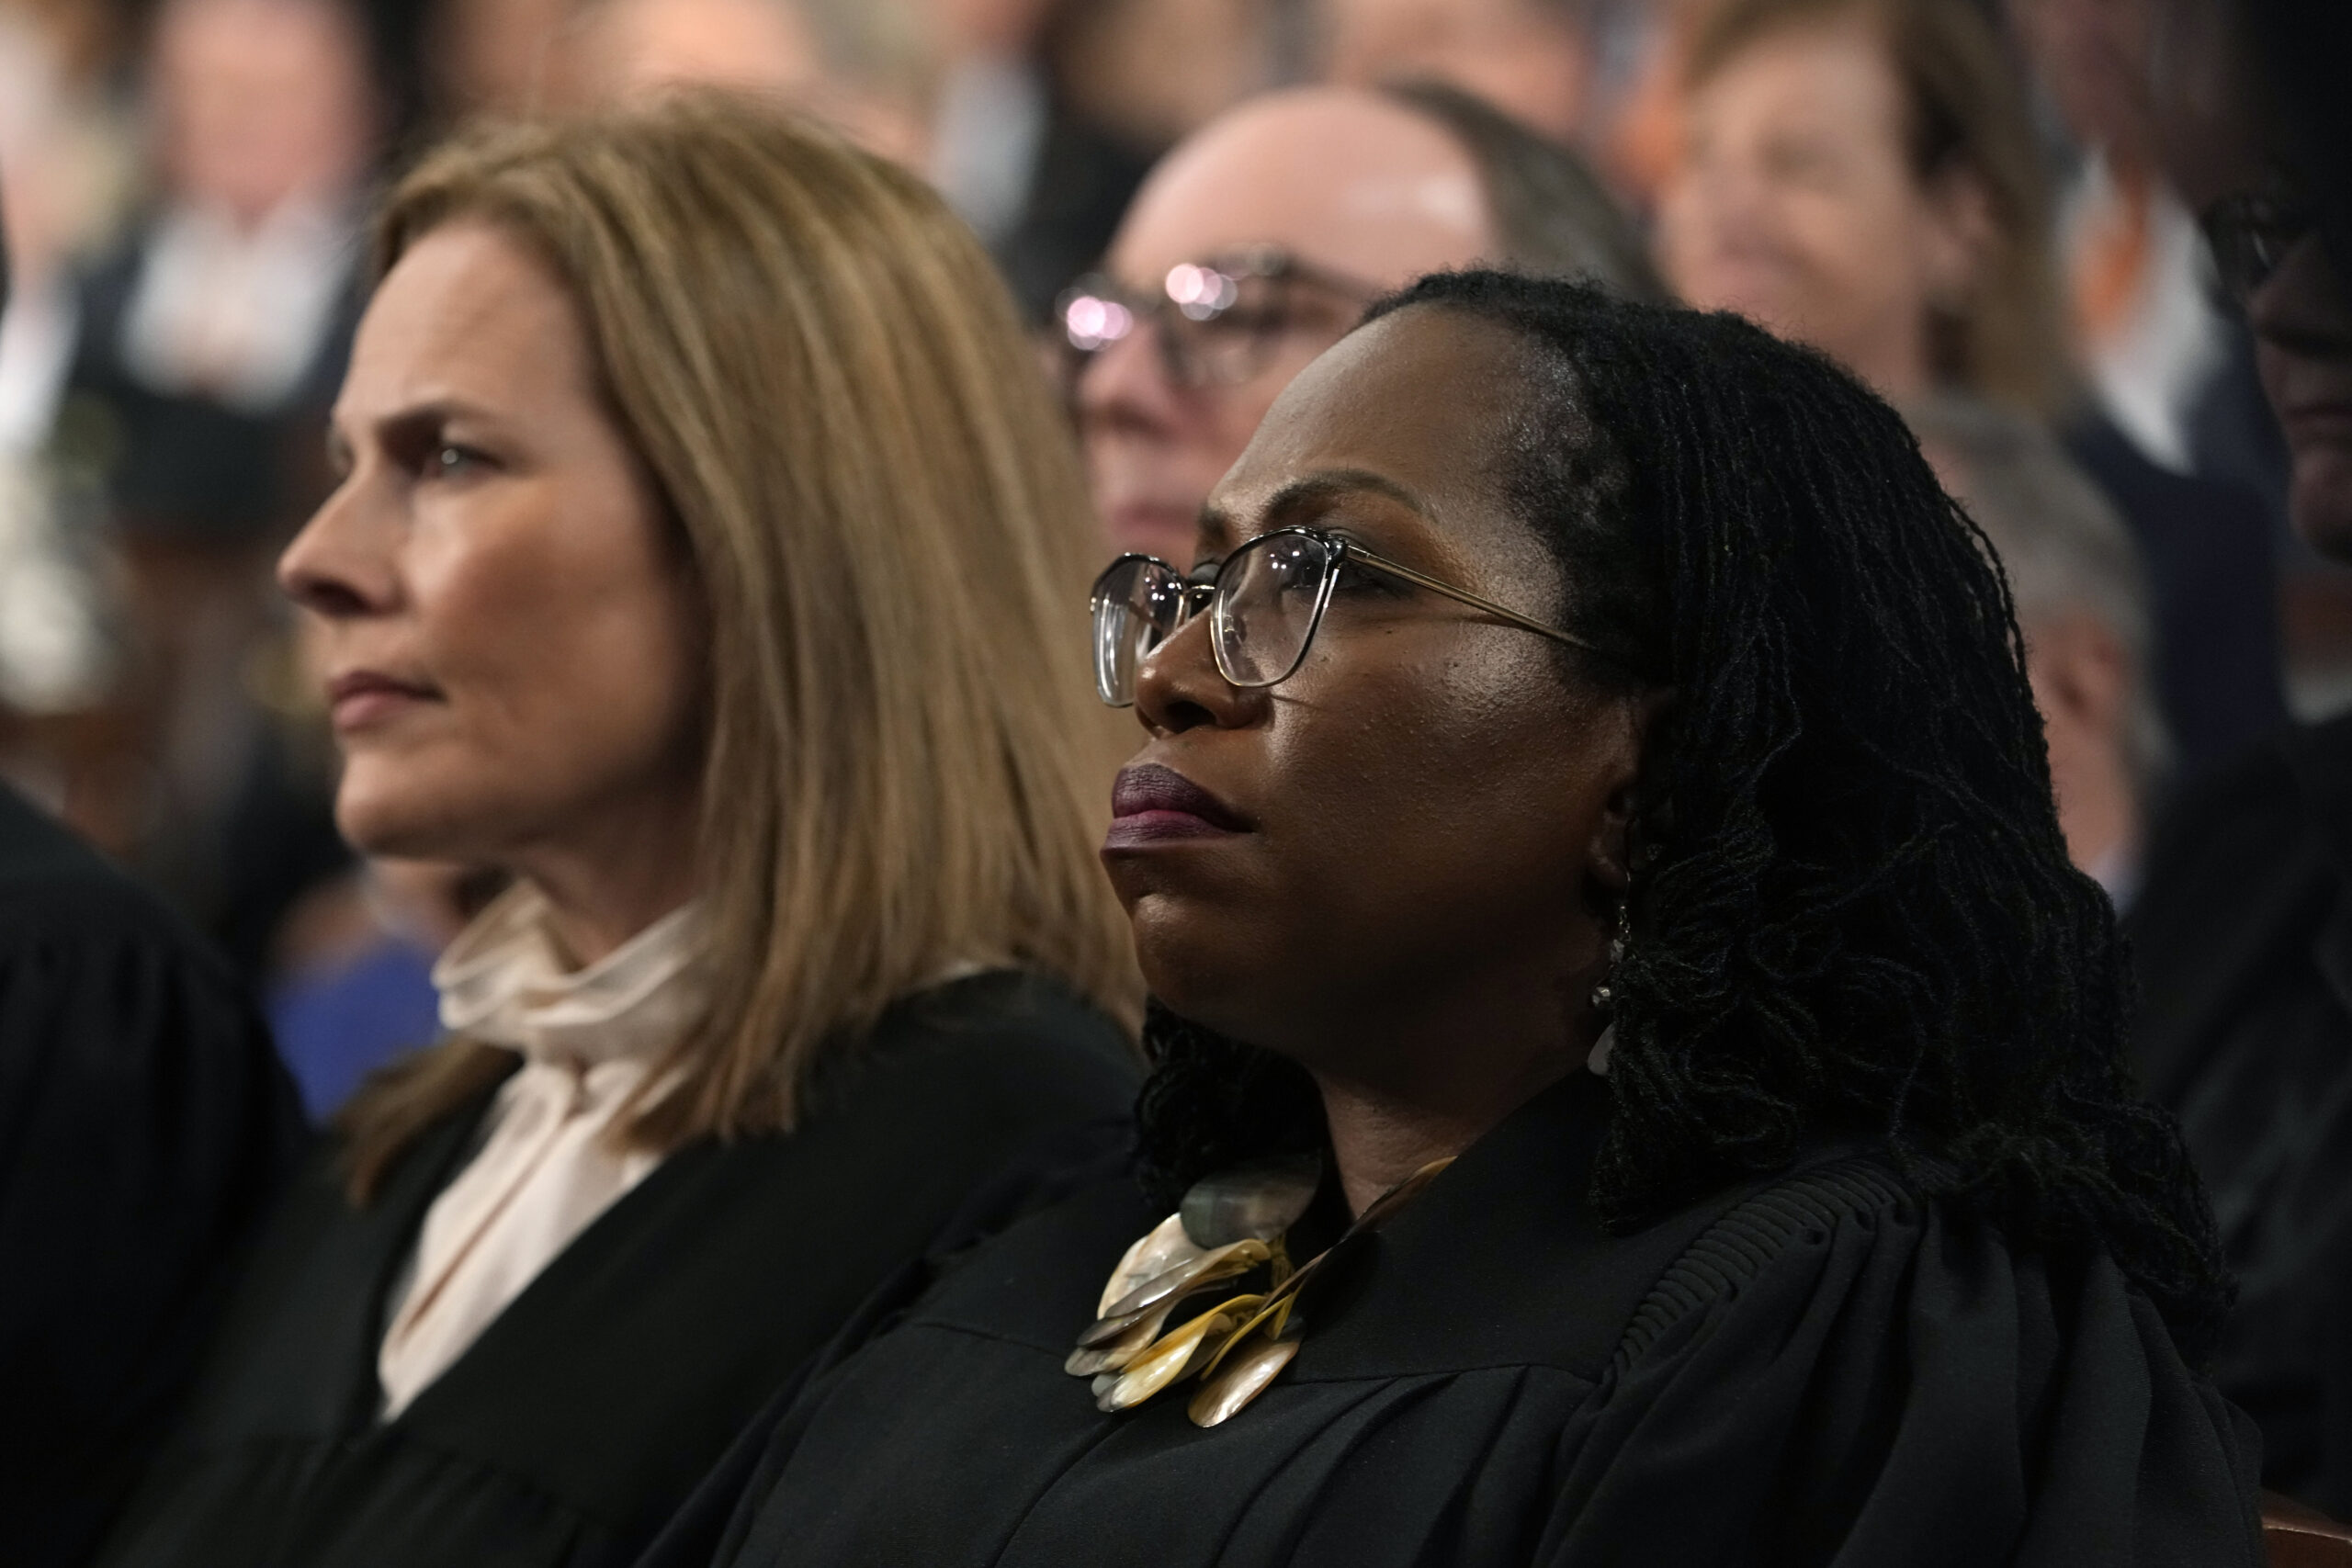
[342,93,1136,1199]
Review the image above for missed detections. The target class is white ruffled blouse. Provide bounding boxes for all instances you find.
[377,885,706,1417]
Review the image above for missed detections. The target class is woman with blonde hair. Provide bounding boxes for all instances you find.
[96,92,1138,1568]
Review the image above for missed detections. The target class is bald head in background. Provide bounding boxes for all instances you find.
[1080,86,1494,565]
[1114,88,1491,282]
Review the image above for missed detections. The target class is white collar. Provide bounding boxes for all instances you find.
[432,884,706,1068]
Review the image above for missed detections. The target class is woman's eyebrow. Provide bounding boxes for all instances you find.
[374,396,494,439]
[1196,468,1436,553]
[1262,470,1433,526]
[1194,502,1238,559]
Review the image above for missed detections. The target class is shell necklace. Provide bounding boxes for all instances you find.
[1066,1154,1455,1427]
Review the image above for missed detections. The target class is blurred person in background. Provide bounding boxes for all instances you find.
[922,0,1155,322]
[423,0,1224,323]
[68,0,379,539]
[2164,0,2352,562]
[56,0,384,973]
[0,6,126,465]
[1659,0,2064,412]
[0,196,308,1568]
[5,0,140,85]
[2011,0,2279,504]
[1069,80,1662,568]
[0,6,120,792]
[1047,0,1277,157]
[266,857,502,1119]
[568,0,934,164]
[424,0,582,118]
[2010,0,2343,730]
[1908,394,2164,904]
[95,96,1138,1568]
[1317,0,1593,145]
[1594,0,1701,215]
[1655,0,2283,780]
[2122,0,2352,1517]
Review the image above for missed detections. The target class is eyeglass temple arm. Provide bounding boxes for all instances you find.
[1341,544,1605,658]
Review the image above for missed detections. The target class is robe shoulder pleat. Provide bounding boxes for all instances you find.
[678,1070,2263,1568]
[0,785,308,1568]
[95,971,1137,1568]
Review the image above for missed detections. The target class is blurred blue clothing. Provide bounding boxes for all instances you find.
[267,938,442,1120]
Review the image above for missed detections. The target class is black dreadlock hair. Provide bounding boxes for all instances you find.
[1134,270,2233,1360]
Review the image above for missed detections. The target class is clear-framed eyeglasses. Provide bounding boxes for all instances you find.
[1056,246,1384,390]
[1090,526,1606,708]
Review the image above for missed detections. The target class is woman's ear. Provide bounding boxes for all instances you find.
[1586,688,1674,894]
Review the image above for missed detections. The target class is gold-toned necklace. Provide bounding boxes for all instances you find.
[1066,1155,1456,1427]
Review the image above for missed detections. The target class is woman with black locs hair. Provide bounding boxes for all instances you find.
[644,274,2257,1568]
[1143,270,2232,1356]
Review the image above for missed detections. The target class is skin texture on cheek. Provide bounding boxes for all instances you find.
[286,223,705,951]
[359,475,697,857]
[1110,305,1650,1201]
[1126,647,1605,1063]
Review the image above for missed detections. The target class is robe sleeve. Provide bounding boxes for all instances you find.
[0,843,311,1568]
[634,1125,1136,1568]
[1538,1161,2266,1568]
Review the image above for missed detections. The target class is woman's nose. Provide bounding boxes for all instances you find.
[1131,608,1260,736]
[277,474,399,619]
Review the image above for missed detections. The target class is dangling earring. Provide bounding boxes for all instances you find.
[1586,893,1632,1077]
[1589,895,1632,1013]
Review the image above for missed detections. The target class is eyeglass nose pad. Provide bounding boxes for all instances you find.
[1141,584,1218,676]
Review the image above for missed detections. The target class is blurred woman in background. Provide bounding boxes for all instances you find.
[96,93,1138,1568]
[1657,0,2062,413]
[1655,0,2282,780]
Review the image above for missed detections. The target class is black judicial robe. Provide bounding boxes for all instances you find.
[2130,712,2352,1511]
[652,1068,2262,1568]
[96,972,1138,1568]
[0,785,307,1568]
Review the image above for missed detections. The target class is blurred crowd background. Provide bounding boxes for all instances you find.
[0,0,2334,1117]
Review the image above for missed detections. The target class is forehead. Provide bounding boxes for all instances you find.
[1328,0,1533,34]
[590,0,814,92]
[1689,17,1904,138]
[341,222,594,412]
[1107,92,1489,289]
[158,0,366,71]
[1211,307,1557,563]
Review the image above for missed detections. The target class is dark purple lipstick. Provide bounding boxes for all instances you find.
[1104,763,1248,849]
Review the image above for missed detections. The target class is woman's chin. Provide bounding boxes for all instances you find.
[1132,934,1277,1045]
[333,783,479,866]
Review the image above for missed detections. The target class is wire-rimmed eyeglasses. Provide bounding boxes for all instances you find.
[2201,190,2318,310]
[1089,526,1603,708]
[1056,247,1384,390]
